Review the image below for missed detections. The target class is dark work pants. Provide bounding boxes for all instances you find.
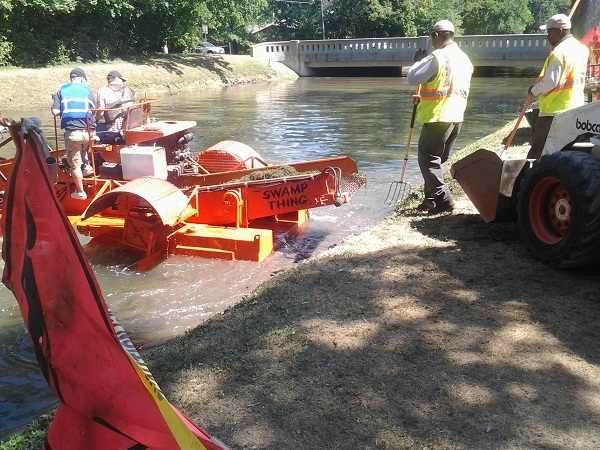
[527,115,554,159]
[417,122,462,205]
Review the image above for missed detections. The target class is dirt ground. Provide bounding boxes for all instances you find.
[144,124,600,449]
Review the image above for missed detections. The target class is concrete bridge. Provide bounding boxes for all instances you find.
[252,35,549,76]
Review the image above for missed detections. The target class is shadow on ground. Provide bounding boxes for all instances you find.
[145,210,600,449]
[415,212,600,364]
[124,54,233,83]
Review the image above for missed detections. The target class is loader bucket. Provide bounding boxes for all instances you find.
[450,149,530,223]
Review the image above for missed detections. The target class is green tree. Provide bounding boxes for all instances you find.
[0,0,270,66]
[268,0,462,41]
[326,0,384,38]
[461,0,533,34]
[0,0,560,67]
[324,0,438,39]
[526,0,570,32]
[264,0,322,40]
[0,0,12,65]
[408,0,462,35]
[204,0,269,46]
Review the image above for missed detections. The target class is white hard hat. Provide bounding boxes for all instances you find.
[540,13,571,31]
[432,20,455,34]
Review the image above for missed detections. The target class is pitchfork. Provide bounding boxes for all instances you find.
[385,85,421,206]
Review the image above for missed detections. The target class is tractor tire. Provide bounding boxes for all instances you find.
[517,151,600,268]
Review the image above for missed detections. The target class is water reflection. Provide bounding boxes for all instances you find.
[0,76,531,436]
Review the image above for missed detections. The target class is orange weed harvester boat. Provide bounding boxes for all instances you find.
[0,103,365,269]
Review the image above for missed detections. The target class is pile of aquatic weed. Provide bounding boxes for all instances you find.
[236,166,319,182]
[393,189,424,217]
[452,118,532,165]
[237,165,299,181]
[0,415,51,450]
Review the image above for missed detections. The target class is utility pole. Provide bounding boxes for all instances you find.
[320,0,325,40]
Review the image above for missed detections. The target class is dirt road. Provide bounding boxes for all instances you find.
[145,124,600,449]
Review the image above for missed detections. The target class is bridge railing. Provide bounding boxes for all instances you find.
[252,34,550,63]
[252,37,428,62]
[297,37,428,62]
[455,34,549,61]
[252,41,296,62]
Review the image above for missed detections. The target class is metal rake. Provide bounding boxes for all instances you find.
[385,85,420,207]
[384,175,412,207]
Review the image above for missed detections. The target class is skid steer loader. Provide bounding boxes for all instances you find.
[451,0,600,268]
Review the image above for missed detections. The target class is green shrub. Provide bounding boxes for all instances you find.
[0,415,51,450]
[49,41,72,66]
[0,37,12,66]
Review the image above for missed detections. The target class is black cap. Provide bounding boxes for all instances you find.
[107,70,126,81]
[69,67,87,80]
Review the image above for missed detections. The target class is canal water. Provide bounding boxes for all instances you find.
[0,76,531,436]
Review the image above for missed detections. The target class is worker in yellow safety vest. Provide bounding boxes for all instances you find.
[407,20,473,214]
[527,13,590,159]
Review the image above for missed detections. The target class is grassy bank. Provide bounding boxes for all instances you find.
[0,54,297,108]
[4,122,600,449]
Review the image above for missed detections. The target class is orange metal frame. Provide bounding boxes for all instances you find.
[0,104,364,270]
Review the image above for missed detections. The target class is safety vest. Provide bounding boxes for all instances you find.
[416,42,473,124]
[59,83,94,129]
[538,36,590,116]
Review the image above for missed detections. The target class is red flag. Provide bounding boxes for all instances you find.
[1,119,226,450]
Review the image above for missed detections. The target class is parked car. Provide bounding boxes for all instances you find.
[194,41,226,54]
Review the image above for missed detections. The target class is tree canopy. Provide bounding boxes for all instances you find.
[265,0,570,39]
[0,0,573,66]
[462,0,533,35]
[0,0,269,66]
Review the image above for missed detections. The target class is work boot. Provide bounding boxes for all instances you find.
[415,198,435,213]
[428,200,454,215]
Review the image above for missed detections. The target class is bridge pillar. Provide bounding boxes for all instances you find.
[291,41,313,76]
[251,41,309,75]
